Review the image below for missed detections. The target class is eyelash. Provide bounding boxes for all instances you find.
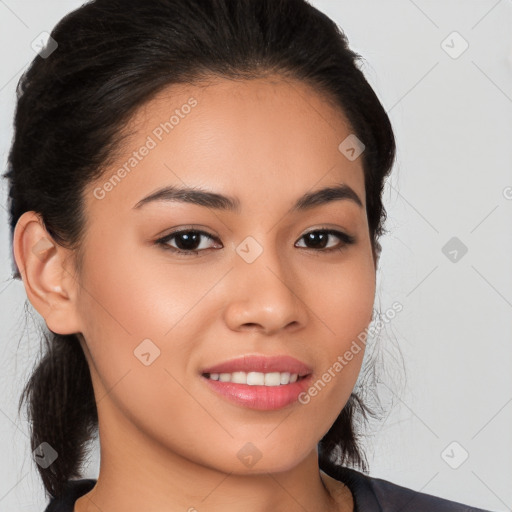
[155,227,356,257]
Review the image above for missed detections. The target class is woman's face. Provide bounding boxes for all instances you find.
[72,76,376,474]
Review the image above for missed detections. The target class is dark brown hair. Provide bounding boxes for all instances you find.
[4,0,396,500]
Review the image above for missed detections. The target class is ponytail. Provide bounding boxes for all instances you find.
[18,330,97,499]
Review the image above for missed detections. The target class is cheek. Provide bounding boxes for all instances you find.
[76,234,220,385]
[297,252,375,413]
[296,309,371,441]
[302,248,376,339]
[76,245,208,448]
[79,232,215,340]
[328,267,375,332]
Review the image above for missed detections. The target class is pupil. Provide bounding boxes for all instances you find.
[306,232,327,249]
[177,232,200,250]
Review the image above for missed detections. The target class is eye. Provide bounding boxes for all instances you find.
[155,229,220,256]
[295,228,356,253]
[155,227,356,257]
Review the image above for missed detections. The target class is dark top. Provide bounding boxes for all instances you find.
[44,459,495,511]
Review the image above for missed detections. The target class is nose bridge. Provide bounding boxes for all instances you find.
[235,232,291,290]
[225,232,306,332]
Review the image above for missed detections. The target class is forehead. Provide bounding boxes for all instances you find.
[85,75,366,218]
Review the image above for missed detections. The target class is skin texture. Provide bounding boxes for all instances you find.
[13,75,377,512]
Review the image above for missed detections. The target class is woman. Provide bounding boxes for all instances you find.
[4,0,494,510]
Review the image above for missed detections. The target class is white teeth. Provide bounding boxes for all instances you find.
[206,371,301,386]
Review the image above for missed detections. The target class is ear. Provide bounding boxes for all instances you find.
[13,211,83,335]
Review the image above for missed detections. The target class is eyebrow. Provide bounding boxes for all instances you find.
[132,183,363,213]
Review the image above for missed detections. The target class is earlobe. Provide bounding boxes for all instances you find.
[13,211,82,335]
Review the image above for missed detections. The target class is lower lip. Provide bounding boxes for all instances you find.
[201,374,313,410]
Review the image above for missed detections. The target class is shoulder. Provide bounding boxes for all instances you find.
[360,470,492,512]
[320,460,496,512]
[44,479,96,512]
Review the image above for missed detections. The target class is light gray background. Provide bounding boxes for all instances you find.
[1,1,511,511]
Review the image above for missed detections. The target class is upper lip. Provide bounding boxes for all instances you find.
[201,355,313,376]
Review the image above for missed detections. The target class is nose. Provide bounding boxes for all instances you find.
[222,243,309,336]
